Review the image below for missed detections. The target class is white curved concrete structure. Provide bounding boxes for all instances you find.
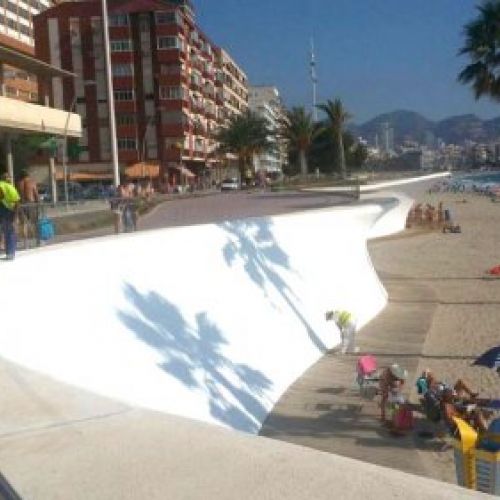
[0,199,407,434]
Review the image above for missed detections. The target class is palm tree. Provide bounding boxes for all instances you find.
[215,111,272,182]
[278,107,319,176]
[316,99,351,179]
[458,1,500,100]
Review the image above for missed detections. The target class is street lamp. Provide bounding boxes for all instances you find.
[101,0,120,188]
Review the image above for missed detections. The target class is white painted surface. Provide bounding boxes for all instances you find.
[0,201,406,433]
[366,191,415,239]
[305,171,450,193]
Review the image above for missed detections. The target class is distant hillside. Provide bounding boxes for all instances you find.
[349,110,500,145]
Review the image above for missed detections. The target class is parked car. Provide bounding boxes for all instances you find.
[221,178,240,191]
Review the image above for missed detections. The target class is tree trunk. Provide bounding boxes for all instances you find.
[238,155,246,184]
[336,129,346,179]
[299,149,308,176]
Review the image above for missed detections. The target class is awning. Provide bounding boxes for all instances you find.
[55,171,113,181]
[173,165,196,178]
[0,41,76,79]
[125,162,160,178]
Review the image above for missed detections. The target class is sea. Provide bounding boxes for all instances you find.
[452,171,500,191]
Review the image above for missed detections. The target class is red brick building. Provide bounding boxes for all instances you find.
[33,0,248,184]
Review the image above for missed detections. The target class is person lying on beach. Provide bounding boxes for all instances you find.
[416,370,478,401]
[440,388,489,434]
[379,364,408,422]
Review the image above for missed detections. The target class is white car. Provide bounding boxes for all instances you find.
[221,178,240,191]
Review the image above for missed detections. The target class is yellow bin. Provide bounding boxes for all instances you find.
[452,417,478,489]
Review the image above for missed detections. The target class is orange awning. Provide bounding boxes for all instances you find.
[125,162,160,178]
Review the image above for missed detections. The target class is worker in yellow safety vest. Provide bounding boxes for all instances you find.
[0,173,21,260]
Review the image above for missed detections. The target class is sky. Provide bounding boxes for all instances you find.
[194,0,498,124]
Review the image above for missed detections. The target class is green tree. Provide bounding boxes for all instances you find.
[0,134,49,178]
[316,99,352,179]
[349,142,368,169]
[215,111,273,182]
[278,107,320,176]
[458,1,500,100]
[309,129,366,173]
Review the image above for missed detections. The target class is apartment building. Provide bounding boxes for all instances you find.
[33,0,248,183]
[249,85,286,173]
[0,0,53,101]
[214,47,247,124]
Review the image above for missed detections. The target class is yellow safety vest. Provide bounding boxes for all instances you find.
[0,180,20,211]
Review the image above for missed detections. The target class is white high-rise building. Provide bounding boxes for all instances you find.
[0,0,53,46]
[249,85,286,173]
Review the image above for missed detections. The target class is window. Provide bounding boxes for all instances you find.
[157,36,182,50]
[112,64,133,77]
[110,39,132,52]
[156,11,179,24]
[109,14,129,27]
[114,89,134,101]
[116,114,136,125]
[160,86,185,100]
[117,138,137,150]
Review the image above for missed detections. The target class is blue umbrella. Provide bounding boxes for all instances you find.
[473,346,500,371]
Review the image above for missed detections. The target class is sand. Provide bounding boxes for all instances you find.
[369,190,500,481]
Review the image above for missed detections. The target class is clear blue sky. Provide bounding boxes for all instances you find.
[195,0,498,124]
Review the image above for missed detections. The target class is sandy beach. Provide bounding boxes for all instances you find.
[369,189,500,481]
[371,190,500,396]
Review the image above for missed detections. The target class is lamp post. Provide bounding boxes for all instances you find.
[101,0,120,188]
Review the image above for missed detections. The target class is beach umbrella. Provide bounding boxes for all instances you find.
[473,346,500,372]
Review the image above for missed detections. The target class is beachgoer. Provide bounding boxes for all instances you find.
[17,170,39,204]
[379,364,408,422]
[17,170,40,246]
[440,388,488,434]
[418,370,477,400]
[0,173,21,260]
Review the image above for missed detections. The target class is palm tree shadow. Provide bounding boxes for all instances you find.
[117,284,273,433]
[218,218,327,352]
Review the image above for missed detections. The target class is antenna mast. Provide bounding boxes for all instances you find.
[310,37,318,121]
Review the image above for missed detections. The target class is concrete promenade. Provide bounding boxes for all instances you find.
[0,360,483,499]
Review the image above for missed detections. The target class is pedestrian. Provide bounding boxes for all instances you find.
[17,169,40,247]
[0,172,21,260]
[17,169,39,203]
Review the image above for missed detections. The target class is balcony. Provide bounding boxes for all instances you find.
[190,80,201,92]
[157,48,186,64]
[190,103,205,115]
[158,73,187,86]
[205,110,216,120]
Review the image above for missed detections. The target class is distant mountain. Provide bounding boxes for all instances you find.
[349,110,500,146]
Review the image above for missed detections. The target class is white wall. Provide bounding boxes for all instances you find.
[0,201,404,434]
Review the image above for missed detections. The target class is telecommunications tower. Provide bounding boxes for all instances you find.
[310,37,318,121]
